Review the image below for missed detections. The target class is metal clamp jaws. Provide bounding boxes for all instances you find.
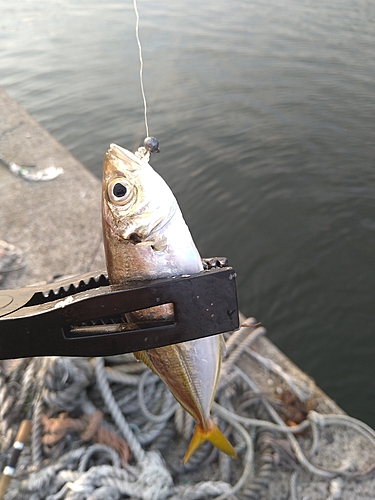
[0,258,239,360]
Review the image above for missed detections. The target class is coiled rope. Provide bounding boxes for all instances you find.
[1,319,374,500]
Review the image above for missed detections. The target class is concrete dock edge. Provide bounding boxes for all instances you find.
[0,87,105,290]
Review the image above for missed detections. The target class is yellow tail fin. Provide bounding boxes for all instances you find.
[183,419,237,463]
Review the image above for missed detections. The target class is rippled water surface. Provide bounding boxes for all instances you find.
[1,0,374,426]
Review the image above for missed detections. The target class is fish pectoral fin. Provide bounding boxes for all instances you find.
[183,420,237,463]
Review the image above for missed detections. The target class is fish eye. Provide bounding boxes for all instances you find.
[113,183,126,198]
[108,178,132,205]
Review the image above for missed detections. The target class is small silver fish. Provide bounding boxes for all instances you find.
[102,144,236,462]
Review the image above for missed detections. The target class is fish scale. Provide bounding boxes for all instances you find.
[135,341,211,429]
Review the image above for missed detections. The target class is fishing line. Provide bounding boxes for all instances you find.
[132,0,160,157]
[133,0,149,138]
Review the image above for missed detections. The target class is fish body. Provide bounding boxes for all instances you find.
[102,144,236,462]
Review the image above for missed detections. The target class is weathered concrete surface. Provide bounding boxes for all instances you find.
[0,88,374,499]
[0,87,105,291]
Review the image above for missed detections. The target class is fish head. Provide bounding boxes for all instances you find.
[102,144,180,282]
[102,143,177,243]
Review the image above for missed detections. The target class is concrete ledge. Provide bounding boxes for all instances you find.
[0,87,105,290]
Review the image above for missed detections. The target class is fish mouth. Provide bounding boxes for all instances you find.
[108,144,144,169]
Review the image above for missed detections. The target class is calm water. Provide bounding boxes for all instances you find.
[1,0,374,426]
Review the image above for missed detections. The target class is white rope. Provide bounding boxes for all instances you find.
[169,481,232,500]
[212,402,255,500]
[94,357,146,462]
[231,368,337,479]
[244,346,311,402]
[138,370,178,424]
[308,410,375,445]
[289,471,299,500]
[2,319,375,499]
[327,477,344,500]
[31,394,43,467]
[221,325,267,375]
